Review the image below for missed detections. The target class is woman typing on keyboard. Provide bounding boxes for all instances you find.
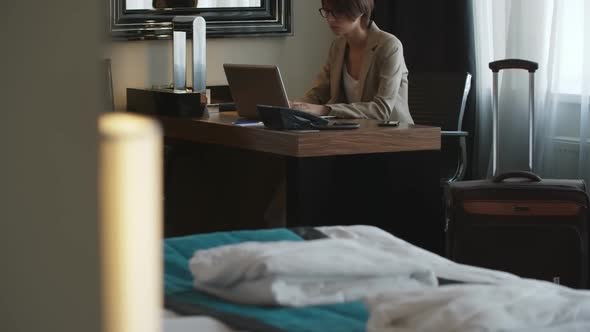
[292,0,413,123]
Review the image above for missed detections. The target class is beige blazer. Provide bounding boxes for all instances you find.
[301,23,413,123]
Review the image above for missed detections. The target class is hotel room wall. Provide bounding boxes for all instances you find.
[0,0,103,331]
[107,2,333,110]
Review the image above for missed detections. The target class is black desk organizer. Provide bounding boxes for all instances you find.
[127,88,207,118]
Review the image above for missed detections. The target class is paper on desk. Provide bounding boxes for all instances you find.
[232,120,265,128]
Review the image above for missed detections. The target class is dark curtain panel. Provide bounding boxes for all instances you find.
[374,0,477,180]
[373,0,472,72]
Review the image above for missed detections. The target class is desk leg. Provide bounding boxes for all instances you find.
[285,157,335,227]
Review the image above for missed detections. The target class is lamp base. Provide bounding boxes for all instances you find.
[126,88,207,118]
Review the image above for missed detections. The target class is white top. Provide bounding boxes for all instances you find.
[342,65,360,103]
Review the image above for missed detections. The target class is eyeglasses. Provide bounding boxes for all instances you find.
[318,8,340,19]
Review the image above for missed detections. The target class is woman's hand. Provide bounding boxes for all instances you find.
[291,102,330,116]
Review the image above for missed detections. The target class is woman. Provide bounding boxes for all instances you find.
[293,0,413,123]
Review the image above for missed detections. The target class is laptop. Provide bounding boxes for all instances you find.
[223,64,290,119]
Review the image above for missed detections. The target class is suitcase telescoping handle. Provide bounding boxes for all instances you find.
[489,59,539,73]
[489,59,539,176]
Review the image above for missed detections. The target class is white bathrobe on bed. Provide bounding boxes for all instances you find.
[189,238,438,307]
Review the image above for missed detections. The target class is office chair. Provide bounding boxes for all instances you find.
[408,72,472,184]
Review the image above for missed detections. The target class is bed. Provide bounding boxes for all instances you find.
[162,225,590,332]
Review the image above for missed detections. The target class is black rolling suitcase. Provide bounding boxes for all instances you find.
[446,59,590,288]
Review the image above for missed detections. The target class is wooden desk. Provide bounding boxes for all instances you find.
[158,111,440,157]
[159,110,444,253]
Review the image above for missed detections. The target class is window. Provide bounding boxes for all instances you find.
[552,0,585,95]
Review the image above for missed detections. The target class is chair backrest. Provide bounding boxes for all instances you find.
[408,72,471,131]
[408,72,472,183]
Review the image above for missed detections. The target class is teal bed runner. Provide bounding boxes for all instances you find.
[164,228,369,332]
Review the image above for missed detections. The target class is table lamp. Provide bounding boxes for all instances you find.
[99,112,163,332]
[127,16,207,118]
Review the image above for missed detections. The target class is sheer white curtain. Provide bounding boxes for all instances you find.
[472,0,590,186]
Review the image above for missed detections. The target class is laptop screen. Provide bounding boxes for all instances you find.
[223,64,290,119]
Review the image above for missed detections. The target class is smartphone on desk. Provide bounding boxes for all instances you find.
[378,120,399,127]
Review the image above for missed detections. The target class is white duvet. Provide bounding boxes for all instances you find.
[184,225,590,331]
[320,226,590,332]
[366,280,590,332]
[317,225,520,285]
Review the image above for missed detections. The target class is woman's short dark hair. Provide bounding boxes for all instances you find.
[321,0,374,27]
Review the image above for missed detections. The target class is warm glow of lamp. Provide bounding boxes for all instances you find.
[99,113,163,332]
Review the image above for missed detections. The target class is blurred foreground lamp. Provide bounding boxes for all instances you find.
[99,113,163,332]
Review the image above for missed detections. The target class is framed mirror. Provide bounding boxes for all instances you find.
[111,0,292,40]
